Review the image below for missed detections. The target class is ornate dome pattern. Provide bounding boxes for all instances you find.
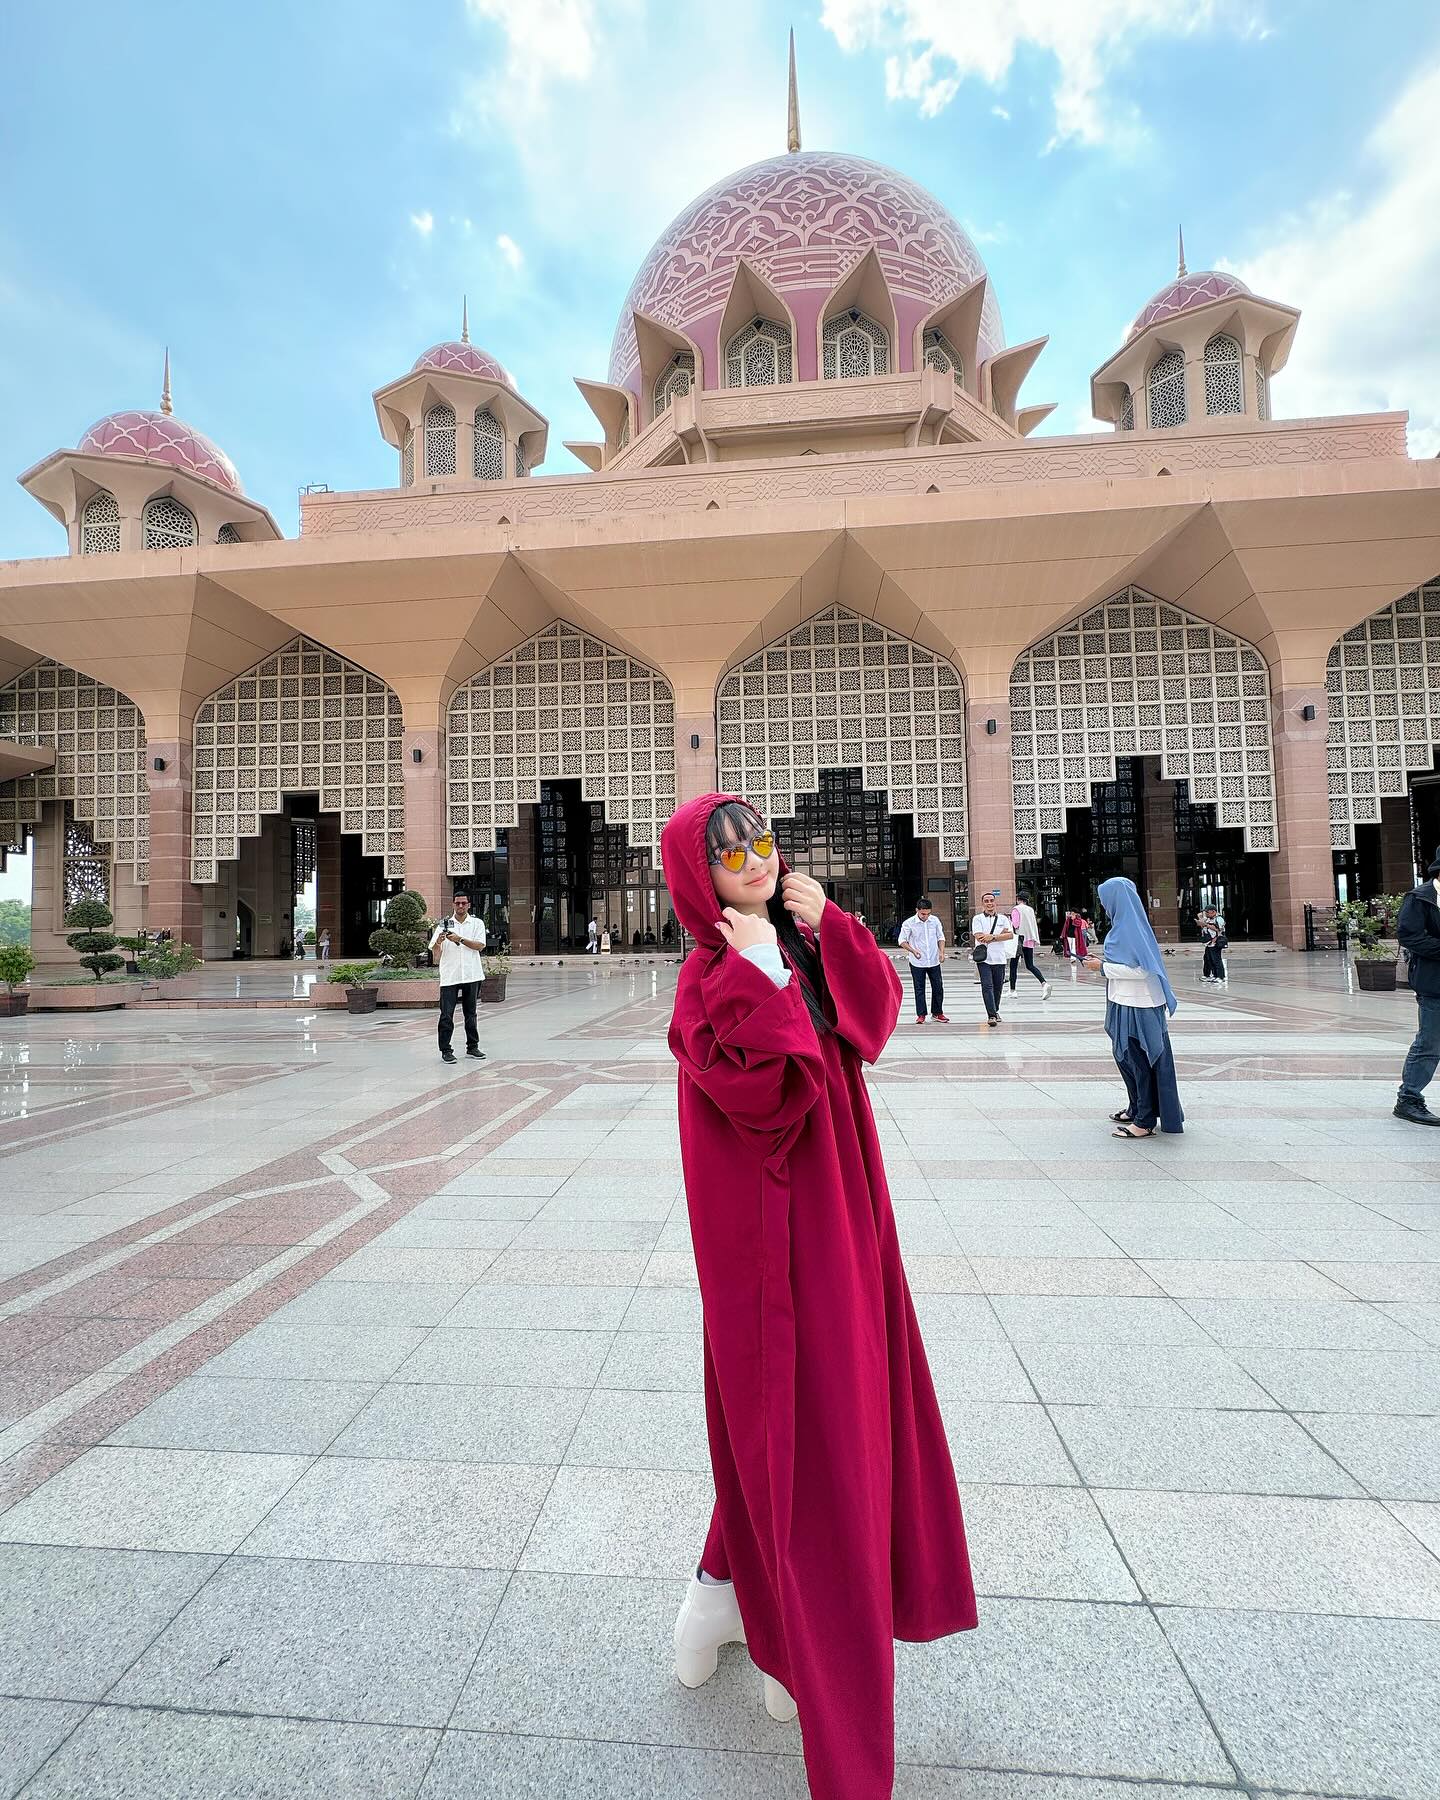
[77,410,240,492]
[1128,270,1250,341]
[411,340,514,385]
[608,150,1003,389]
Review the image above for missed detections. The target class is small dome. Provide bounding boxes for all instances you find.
[1128,269,1250,342]
[77,409,240,492]
[410,340,514,385]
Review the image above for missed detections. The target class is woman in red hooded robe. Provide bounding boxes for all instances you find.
[660,792,977,1800]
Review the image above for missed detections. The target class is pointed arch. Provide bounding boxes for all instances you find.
[423,402,456,477]
[0,659,149,882]
[821,310,890,380]
[718,259,796,390]
[1147,349,1187,429]
[1009,587,1277,858]
[472,406,504,480]
[190,638,404,884]
[1204,332,1243,416]
[716,605,967,861]
[446,622,676,871]
[1326,578,1440,848]
[81,490,121,555]
[142,495,197,549]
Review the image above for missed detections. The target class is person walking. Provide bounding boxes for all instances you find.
[660,793,976,1800]
[1087,875,1184,1139]
[1058,910,1076,962]
[970,889,1014,1026]
[898,895,948,1023]
[586,916,599,956]
[1394,846,1440,1126]
[428,891,487,1065]
[317,928,330,966]
[1008,894,1050,997]
[1199,907,1228,983]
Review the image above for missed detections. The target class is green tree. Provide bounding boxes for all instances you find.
[368,890,432,968]
[0,898,31,946]
[65,899,124,981]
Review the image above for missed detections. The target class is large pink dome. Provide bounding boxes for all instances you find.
[411,340,513,385]
[77,409,240,492]
[1128,270,1250,341]
[608,150,1004,392]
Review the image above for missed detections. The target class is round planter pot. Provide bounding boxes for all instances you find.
[345,986,380,1015]
[1355,958,1399,992]
[0,992,30,1018]
[480,976,508,1003]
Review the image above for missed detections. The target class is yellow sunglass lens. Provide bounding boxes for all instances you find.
[752,833,775,858]
[717,832,775,872]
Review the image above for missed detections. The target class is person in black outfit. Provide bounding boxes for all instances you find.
[1395,848,1440,1126]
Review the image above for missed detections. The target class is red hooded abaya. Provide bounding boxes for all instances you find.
[660,793,977,1800]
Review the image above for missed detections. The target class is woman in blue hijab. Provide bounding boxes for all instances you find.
[1086,876,1184,1138]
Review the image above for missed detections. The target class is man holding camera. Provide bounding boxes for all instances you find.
[429,891,487,1065]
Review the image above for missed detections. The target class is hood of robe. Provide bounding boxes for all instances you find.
[660,791,792,951]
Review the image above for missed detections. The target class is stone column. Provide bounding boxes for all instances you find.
[316,816,342,953]
[1269,685,1333,949]
[144,738,205,948]
[965,699,1016,910]
[675,715,718,810]
[1139,760,1180,943]
[508,805,537,954]
[402,726,448,920]
[1379,795,1417,894]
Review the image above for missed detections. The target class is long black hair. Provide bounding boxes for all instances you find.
[705,800,830,1036]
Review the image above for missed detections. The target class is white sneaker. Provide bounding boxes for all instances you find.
[763,1672,799,1722]
[1041,983,1051,999]
[674,1573,745,1688]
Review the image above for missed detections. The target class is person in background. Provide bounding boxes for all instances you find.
[1008,894,1050,998]
[898,896,948,1024]
[1058,910,1076,961]
[1394,845,1440,1127]
[318,929,330,966]
[1075,912,1092,962]
[428,891,488,1065]
[970,889,1014,1027]
[600,924,612,955]
[1086,875,1183,1139]
[1199,907,1228,983]
[587,916,599,955]
[293,930,305,960]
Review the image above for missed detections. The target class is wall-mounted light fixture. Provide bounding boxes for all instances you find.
[985,719,998,736]
[411,747,423,763]
[690,733,701,750]
[1300,704,1317,722]
[151,756,167,771]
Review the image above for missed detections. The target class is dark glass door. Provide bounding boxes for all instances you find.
[772,768,922,944]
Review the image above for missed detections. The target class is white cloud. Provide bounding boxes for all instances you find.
[1222,60,1440,458]
[820,0,1266,149]
[495,233,524,270]
[463,0,600,97]
[409,210,435,237]
[991,104,1010,120]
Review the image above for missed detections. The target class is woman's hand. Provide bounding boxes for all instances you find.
[780,871,827,930]
[716,907,778,952]
[1084,954,1103,971]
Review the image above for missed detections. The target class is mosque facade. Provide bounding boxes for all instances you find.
[3,68,1439,960]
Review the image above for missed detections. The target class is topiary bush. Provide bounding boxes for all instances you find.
[65,899,125,981]
[368,889,431,967]
[0,943,35,993]
[327,961,378,987]
[138,939,202,980]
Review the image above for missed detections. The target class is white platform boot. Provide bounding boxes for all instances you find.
[673,1572,745,1688]
[762,1673,799,1722]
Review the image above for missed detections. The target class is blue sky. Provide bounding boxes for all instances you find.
[1,0,1438,571]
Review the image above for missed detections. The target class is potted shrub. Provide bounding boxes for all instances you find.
[1337,895,1404,992]
[0,943,35,1017]
[137,939,203,997]
[480,952,510,1003]
[368,889,432,967]
[328,961,380,1014]
[66,899,126,982]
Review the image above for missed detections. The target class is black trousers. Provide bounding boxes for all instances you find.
[978,960,1006,1019]
[1202,942,1226,980]
[910,964,944,1017]
[1009,945,1045,989]
[439,981,480,1054]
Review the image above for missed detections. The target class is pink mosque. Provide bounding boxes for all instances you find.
[3,57,1439,962]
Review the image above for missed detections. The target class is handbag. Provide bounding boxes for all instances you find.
[972,912,997,964]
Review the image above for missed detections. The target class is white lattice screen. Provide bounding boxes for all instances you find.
[1010,588,1277,857]
[191,638,404,884]
[717,605,968,860]
[0,660,149,882]
[1326,579,1440,848]
[446,622,677,870]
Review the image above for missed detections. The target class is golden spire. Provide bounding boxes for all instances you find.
[786,28,801,153]
[461,296,470,344]
[160,347,173,416]
[1176,225,1187,279]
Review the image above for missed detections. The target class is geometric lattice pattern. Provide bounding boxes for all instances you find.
[1148,350,1187,429]
[446,622,677,870]
[822,311,889,380]
[1326,579,1440,849]
[717,605,968,861]
[0,659,149,883]
[1204,333,1243,416]
[725,320,793,388]
[191,637,404,884]
[1010,587,1277,857]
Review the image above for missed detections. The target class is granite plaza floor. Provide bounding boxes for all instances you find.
[0,948,1436,1799]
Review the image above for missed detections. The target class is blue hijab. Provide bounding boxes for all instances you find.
[1097,876,1178,1016]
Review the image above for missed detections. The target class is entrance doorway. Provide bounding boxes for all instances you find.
[772,768,923,943]
[1335,750,1439,901]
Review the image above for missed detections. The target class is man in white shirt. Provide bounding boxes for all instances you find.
[428,891,488,1065]
[970,888,1015,1026]
[898,896,948,1024]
